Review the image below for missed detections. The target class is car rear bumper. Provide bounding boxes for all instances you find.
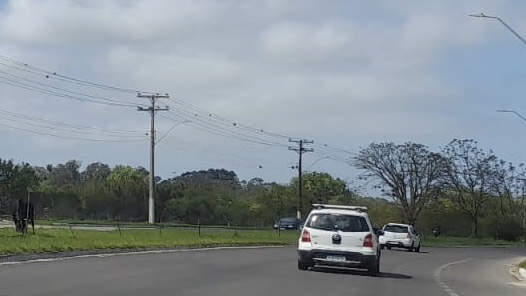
[298,249,377,268]
[381,239,412,248]
[273,225,298,230]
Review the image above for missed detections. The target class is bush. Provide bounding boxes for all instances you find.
[496,218,522,242]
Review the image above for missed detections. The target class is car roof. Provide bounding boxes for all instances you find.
[384,223,411,227]
[309,208,369,217]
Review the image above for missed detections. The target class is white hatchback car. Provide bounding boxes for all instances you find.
[379,223,421,252]
[297,204,381,276]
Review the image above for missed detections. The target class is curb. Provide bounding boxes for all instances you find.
[510,265,526,282]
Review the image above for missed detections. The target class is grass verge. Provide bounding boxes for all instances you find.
[0,228,298,256]
[35,219,269,230]
[422,236,522,247]
[519,260,526,269]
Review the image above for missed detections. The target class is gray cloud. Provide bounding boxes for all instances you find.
[0,0,523,185]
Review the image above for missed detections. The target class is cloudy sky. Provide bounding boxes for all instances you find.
[1,0,526,191]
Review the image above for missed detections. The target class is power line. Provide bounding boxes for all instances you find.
[0,69,148,108]
[0,109,146,137]
[314,142,358,156]
[165,106,278,143]
[0,122,146,142]
[161,111,288,147]
[0,76,138,108]
[160,134,269,170]
[0,54,157,95]
[166,97,292,140]
[0,54,362,171]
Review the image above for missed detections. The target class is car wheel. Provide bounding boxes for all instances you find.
[415,243,421,253]
[368,258,380,277]
[298,259,310,271]
[407,243,414,252]
[386,245,391,250]
[380,244,385,250]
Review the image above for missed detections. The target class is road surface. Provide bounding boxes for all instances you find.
[0,246,524,296]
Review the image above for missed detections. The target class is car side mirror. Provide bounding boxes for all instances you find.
[376,230,384,236]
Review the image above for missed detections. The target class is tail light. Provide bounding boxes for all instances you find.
[301,230,311,243]
[363,233,374,248]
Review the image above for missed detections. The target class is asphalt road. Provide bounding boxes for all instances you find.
[0,246,524,296]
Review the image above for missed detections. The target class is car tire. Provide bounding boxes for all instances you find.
[415,244,421,253]
[380,244,385,250]
[407,243,414,252]
[386,245,391,250]
[368,258,380,277]
[298,259,311,271]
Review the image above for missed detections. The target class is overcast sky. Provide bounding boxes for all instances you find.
[1,0,526,193]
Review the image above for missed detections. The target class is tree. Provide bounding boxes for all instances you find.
[353,142,444,225]
[0,159,38,216]
[81,162,111,183]
[177,168,241,190]
[300,172,349,205]
[48,160,82,188]
[106,166,148,221]
[441,139,497,237]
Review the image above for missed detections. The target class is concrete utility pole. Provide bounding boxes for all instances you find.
[137,93,169,224]
[289,139,313,220]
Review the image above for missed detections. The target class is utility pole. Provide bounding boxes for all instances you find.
[137,93,169,224]
[289,139,313,220]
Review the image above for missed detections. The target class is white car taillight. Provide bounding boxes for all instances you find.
[301,229,311,243]
[363,233,374,248]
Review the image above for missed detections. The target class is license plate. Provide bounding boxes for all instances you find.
[326,255,346,261]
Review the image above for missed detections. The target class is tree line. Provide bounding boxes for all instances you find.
[0,138,524,240]
[354,139,525,240]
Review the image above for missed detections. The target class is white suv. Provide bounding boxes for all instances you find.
[297,204,381,276]
[379,223,421,252]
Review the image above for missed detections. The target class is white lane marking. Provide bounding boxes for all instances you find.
[0,245,285,267]
[434,259,470,296]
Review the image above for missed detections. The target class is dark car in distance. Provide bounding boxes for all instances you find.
[273,217,303,230]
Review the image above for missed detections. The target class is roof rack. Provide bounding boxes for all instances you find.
[312,204,368,212]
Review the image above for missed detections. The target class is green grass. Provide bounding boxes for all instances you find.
[0,228,299,256]
[422,236,521,247]
[36,219,144,226]
[35,219,269,230]
[519,260,526,269]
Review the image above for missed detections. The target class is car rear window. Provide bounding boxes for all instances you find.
[306,214,369,232]
[383,225,409,233]
[280,218,297,223]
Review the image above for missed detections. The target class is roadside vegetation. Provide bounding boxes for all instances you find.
[0,228,298,256]
[1,138,525,251]
[421,236,519,247]
[519,260,526,269]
